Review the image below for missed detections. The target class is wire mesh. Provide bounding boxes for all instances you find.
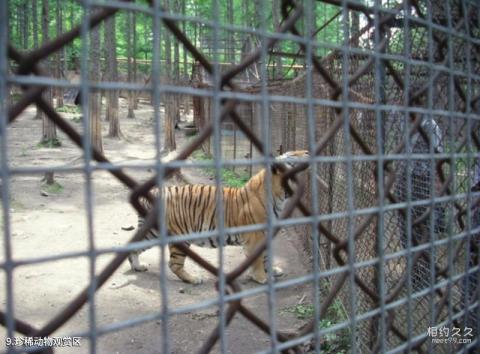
[1,0,480,353]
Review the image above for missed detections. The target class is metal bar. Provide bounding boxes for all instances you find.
[0,0,16,352]
[1,0,479,353]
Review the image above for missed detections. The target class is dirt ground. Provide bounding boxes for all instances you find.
[0,99,313,353]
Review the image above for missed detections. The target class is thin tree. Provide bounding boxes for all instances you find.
[55,0,63,108]
[104,16,120,138]
[272,0,283,79]
[69,0,75,69]
[173,0,181,125]
[89,9,103,153]
[126,11,135,119]
[21,0,28,49]
[351,10,359,48]
[226,0,234,65]
[32,0,42,119]
[163,0,176,152]
[41,0,58,185]
[182,0,187,78]
[32,0,39,49]
[132,11,138,110]
[40,0,57,145]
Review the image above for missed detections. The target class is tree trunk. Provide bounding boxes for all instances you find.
[32,0,41,119]
[6,2,12,107]
[21,0,28,49]
[351,10,359,48]
[44,172,54,185]
[18,1,24,49]
[32,0,38,49]
[90,8,103,153]
[163,0,176,152]
[40,0,57,145]
[69,0,75,70]
[126,11,135,119]
[132,11,138,110]
[104,16,120,138]
[173,0,181,125]
[182,0,187,78]
[55,0,63,108]
[226,0,234,65]
[143,14,153,105]
[272,0,283,79]
[40,0,57,184]
[164,94,177,152]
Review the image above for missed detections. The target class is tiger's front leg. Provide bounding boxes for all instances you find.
[266,256,284,278]
[244,232,284,283]
[128,251,148,272]
[168,244,203,285]
[244,233,268,284]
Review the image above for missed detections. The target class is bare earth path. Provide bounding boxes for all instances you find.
[1,100,312,353]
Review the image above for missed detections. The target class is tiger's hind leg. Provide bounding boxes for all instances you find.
[168,244,202,284]
[129,215,153,272]
[128,251,148,272]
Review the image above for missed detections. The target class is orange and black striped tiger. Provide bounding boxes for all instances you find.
[128,150,310,284]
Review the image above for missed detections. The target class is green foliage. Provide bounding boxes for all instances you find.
[20,147,28,157]
[9,198,26,212]
[43,181,64,194]
[191,150,212,160]
[281,300,350,353]
[10,93,23,103]
[38,138,62,148]
[56,105,81,114]
[7,0,346,80]
[184,126,199,137]
[71,116,83,123]
[281,303,315,319]
[191,150,249,188]
[219,168,249,188]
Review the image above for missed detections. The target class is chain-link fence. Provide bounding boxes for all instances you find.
[1,0,480,353]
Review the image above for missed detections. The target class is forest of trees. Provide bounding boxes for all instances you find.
[7,0,344,166]
[6,0,362,185]
[8,0,344,78]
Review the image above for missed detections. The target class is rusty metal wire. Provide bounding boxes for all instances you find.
[1,0,479,353]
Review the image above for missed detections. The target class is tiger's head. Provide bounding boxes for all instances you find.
[275,150,310,170]
[245,150,311,204]
[272,149,310,192]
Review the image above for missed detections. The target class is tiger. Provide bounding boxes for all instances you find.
[128,150,310,284]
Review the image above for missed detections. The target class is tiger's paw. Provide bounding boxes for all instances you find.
[128,254,148,272]
[176,271,203,285]
[191,277,203,285]
[133,264,148,272]
[183,276,203,285]
[250,273,268,284]
[272,266,284,277]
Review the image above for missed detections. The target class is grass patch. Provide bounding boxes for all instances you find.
[183,125,199,137]
[218,167,249,188]
[20,147,28,157]
[281,299,350,353]
[191,150,212,160]
[191,150,250,188]
[10,93,23,103]
[9,199,26,211]
[56,105,81,114]
[38,138,62,148]
[43,181,64,194]
[56,105,82,123]
[281,303,315,319]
